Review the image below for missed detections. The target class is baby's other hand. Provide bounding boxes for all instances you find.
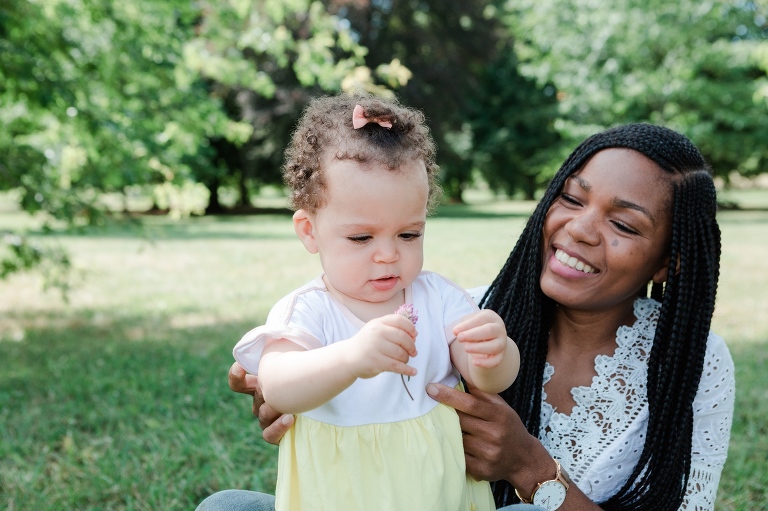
[453,309,508,368]
[346,314,418,379]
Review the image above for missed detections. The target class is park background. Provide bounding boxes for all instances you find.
[1,0,767,509]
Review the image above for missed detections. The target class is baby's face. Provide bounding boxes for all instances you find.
[309,158,428,313]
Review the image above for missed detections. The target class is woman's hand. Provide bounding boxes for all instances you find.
[426,381,536,482]
[228,361,293,444]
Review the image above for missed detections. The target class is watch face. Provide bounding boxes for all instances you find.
[532,480,567,510]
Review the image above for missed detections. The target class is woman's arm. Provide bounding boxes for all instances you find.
[680,333,735,510]
[426,382,605,511]
[259,314,417,414]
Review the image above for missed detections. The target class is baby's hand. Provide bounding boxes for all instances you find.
[453,310,508,368]
[346,314,418,379]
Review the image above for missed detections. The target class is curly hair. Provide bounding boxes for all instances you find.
[282,93,441,213]
[481,123,721,511]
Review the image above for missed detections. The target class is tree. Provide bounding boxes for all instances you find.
[181,0,410,211]
[502,0,768,181]
[1,0,228,281]
[467,41,561,200]
[0,0,396,280]
[330,0,509,201]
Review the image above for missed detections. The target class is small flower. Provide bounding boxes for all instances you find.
[395,303,418,325]
[395,304,419,401]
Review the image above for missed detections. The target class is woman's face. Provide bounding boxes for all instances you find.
[540,148,674,312]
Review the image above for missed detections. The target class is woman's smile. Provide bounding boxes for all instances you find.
[554,248,596,274]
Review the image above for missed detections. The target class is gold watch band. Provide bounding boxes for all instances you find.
[513,458,568,504]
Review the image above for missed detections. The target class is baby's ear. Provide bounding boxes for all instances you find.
[293,209,319,254]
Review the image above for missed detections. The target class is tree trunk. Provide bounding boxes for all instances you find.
[204,178,223,214]
[236,169,250,208]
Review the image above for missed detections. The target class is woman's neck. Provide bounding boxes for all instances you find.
[549,299,638,353]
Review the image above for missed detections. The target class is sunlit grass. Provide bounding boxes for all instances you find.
[1,192,766,510]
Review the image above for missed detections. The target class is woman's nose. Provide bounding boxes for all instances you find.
[565,209,601,245]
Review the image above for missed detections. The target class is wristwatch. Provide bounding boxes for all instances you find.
[514,458,570,511]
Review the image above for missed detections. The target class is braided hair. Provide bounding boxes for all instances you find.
[481,123,721,510]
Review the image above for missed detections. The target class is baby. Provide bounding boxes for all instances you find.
[233,93,520,510]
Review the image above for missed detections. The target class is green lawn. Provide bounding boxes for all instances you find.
[1,195,766,510]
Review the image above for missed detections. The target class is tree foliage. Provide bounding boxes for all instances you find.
[327,0,556,201]
[502,0,768,180]
[0,0,392,279]
[3,0,768,284]
[467,41,561,200]
[183,0,392,211]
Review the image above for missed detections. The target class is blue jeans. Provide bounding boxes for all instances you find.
[195,489,548,510]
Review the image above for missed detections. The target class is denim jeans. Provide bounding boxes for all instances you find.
[195,489,548,510]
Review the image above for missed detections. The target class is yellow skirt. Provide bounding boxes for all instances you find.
[275,402,495,511]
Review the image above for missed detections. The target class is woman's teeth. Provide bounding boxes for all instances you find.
[555,249,594,274]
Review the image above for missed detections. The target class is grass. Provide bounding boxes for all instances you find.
[1,192,767,510]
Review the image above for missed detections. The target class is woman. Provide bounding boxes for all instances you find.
[205,123,734,511]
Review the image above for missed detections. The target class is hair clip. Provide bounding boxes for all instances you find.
[352,104,393,130]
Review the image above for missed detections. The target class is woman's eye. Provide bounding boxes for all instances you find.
[560,193,581,206]
[399,232,423,241]
[347,235,372,243]
[613,222,639,235]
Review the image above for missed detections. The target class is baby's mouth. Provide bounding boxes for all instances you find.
[370,275,398,290]
[555,249,595,274]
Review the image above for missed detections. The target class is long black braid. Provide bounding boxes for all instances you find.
[481,124,721,510]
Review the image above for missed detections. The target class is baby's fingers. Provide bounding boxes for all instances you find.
[469,352,503,368]
[456,323,504,347]
[454,309,504,333]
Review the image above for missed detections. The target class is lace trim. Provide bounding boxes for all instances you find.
[681,461,721,510]
[538,297,734,510]
[540,298,656,485]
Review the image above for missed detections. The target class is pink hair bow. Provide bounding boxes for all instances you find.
[352,104,393,129]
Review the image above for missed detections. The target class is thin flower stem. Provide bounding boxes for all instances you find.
[401,374,414,400]
[394,304,418,402]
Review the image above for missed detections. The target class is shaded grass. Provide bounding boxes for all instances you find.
[0,319,278,510]
[717,343,768,510]
[1,198,767,510]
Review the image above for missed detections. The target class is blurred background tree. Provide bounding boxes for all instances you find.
[1,0,767,282]
[502,0,768,182]
[327,0,558,201]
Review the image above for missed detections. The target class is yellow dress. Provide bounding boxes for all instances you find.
[276,401,495,511]
[234,273,497,511]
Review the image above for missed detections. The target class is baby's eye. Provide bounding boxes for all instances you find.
[347,235,372,243]
[399,232,423,241]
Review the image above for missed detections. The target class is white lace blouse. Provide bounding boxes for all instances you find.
[539,298,735,510]
[467,288,735,510]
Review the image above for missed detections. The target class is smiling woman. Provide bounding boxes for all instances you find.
[540,148,674,313]
[471,123,731,511]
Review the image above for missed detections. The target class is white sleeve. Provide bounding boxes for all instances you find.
[679,332,735,510]
[233,291,325,374]
[430,275,480,342]
[466,285,490,306]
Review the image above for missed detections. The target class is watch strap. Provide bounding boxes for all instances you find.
[513,458,569,507]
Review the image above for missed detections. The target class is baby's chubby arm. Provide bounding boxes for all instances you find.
[449,309,520,394]
[258,314,418,414]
